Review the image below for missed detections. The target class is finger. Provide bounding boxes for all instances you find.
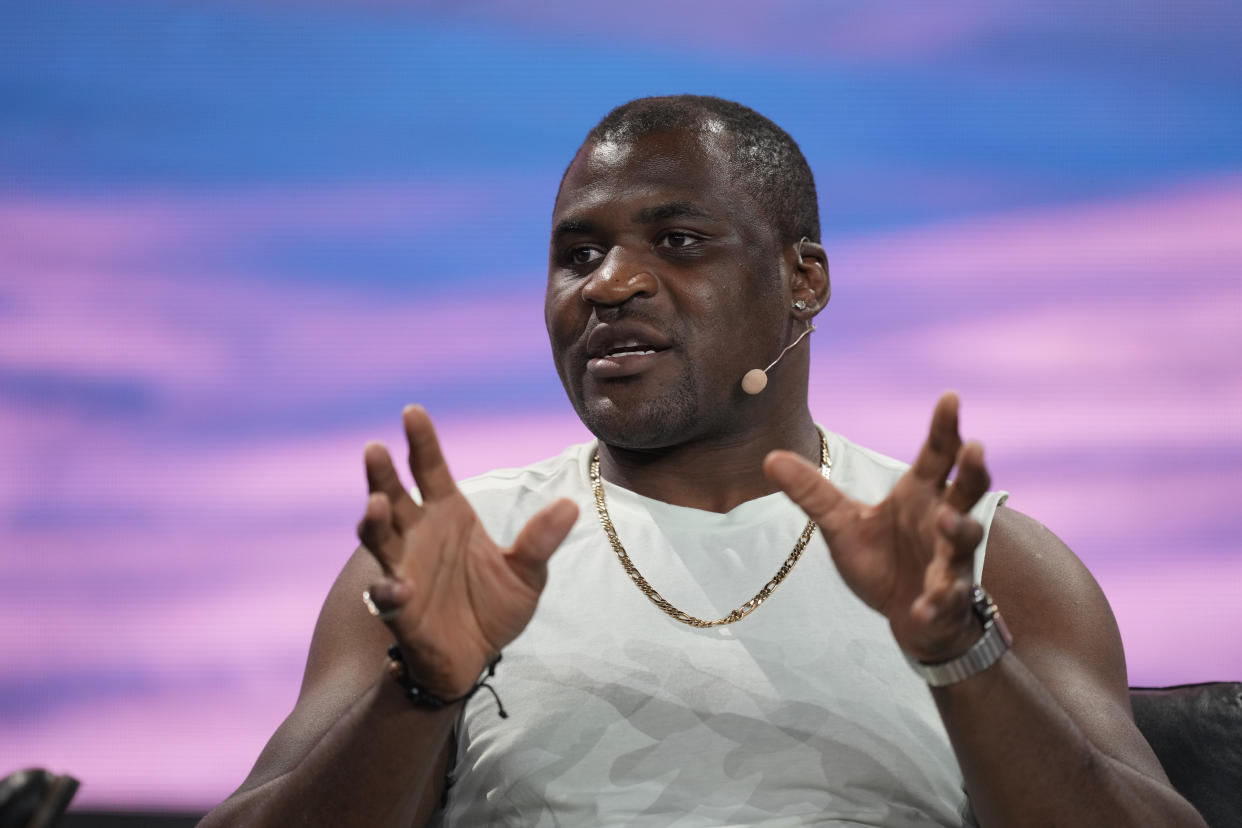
[911,563,973,623]
[944,441,991,514]
[764,450,852,536]
[364,441,421,531]
[403,405,458,502]
[357,492,403,574]
[909,516,980,645]
[363,576,411,623]
[910,573,976,652]
[935,505,985,568]
[507,499,579,585]
[917,522,967,617]
[914,511,978,620]
[910,392,963,486]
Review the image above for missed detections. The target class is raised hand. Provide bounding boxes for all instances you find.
[357,405,579,698]
[764,392,993,662]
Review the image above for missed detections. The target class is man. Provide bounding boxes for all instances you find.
[201,96,1205,826]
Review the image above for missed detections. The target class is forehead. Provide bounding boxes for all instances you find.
[553,128,764,230]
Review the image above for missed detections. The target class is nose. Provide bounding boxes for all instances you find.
[580,246,658,307]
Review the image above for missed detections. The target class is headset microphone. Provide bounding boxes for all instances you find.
[741,315,815,395]
[742,237,818,395]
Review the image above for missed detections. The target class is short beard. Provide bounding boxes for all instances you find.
[571,371,706,452]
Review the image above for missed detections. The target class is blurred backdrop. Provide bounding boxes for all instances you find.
[2,0,1240,813]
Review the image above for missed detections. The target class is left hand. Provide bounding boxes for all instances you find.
[765,392,993,662]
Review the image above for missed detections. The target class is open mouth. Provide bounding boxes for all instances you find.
[583,322,673,379]
[586,339,670,379]
[600,339,659,359]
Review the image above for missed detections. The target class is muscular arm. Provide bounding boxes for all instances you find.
[199,548,456,827]
[201,407,578,827]
[938,507,1205,827]
[766,394,1206,827]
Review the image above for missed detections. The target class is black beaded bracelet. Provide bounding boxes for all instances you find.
[386,644,508,719]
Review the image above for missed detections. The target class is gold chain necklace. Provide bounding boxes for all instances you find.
[589,431,831,628]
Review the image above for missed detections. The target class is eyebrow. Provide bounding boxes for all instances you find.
[632,201,712,223]
[552,201,714,243]
[552,218,594,242]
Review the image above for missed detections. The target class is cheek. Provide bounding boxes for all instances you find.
[703,291,781,362]
[544,284,586,348]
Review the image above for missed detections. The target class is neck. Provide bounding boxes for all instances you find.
[596,408,821,513]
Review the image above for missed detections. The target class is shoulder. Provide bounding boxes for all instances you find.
[823,428,1005,508]
[826,428,1008,580]
[457,441,593,502]
[982,507,1169,777]
[983,507,1129,688]
[983,506,1121,673]
[820,428,912,503]
[457,441,595,542]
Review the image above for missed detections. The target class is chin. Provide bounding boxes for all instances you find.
[572,377,706,451]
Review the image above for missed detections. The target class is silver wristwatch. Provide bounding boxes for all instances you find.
[912,585,1012,687]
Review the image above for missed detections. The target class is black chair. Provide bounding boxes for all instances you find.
[0,769,79,828]
[1131,682,1242,828]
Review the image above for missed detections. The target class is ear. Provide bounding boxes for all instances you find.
[789,239,830,319]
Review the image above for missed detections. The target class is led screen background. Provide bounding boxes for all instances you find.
[2,0,1240,810]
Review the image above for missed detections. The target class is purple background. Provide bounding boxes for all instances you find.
[2,0,1240,810]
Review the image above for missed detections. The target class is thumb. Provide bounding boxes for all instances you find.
[507,498,579,581]
[764,450,850,536]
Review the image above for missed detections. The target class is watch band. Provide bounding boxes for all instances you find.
[912,585,1013,687]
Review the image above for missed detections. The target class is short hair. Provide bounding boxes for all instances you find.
[582,95,820,245]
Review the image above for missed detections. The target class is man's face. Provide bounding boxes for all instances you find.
[545,127,792,450]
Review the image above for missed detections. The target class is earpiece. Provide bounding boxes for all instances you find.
[740,237,818,396]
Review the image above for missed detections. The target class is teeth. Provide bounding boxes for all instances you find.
[606,349,655,358]
[601,338,658,358]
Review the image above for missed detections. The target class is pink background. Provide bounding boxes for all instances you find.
[2,0,1239,810]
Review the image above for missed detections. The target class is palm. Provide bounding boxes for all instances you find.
[357,406,578,696]
[825,490,933,610]
[767,394,992,660]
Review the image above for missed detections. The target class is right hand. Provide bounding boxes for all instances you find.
[357,405,579,698]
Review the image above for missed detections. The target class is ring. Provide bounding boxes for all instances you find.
[362,589,400,621]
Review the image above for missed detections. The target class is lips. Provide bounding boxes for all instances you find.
[585,321,672,360]
[597,338,658,358]
[584,320,672,379]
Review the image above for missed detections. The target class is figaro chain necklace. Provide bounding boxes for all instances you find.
[589,430,831,628]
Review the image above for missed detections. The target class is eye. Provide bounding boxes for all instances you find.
[568,246,604,266]
[658,231,702,252]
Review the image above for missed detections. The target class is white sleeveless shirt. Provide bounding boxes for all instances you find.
[433,430,1008,827]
